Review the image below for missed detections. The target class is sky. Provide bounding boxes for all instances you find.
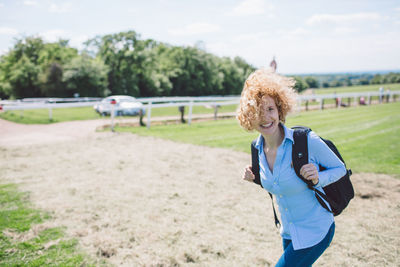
[0,0,399,74]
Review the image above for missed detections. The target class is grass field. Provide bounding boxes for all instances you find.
[116,102,400,177]
[0,106,102,124]
[311,83,400,95]
[0,184,98,266]
[0,104,238,124]
[1,100,399,265]
[2,83,398,124]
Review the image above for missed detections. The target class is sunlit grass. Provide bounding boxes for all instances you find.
[116,102,400,177]
[1,82,398,124]
[0,184,99,266]
[0,106,102,124]
[312,83,400,95]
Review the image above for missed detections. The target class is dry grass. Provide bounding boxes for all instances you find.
[1,131,399,266]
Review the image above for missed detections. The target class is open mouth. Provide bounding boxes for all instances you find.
[260,122,273,129]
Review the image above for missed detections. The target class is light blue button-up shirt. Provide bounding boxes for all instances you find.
[255,124,346,250]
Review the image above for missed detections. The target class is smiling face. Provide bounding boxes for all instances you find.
[254,95,281,137]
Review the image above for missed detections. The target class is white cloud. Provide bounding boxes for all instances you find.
[333,27,357,34]
[0,3,4,8]
[230,0,271,16]
[395,7,400,12]
[288,27,310,36]
[39,30,89,50]
[23,0,38,6]
[48,2,72,13]
[41,29,67,42]
[69,34,89,50]
[0,27,18,35]
[232,32,268,43]
[168,23,221,36]
[306,12,381,25]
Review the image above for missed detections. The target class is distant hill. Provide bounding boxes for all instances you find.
[286,70,400,89]
[285,69,400,76]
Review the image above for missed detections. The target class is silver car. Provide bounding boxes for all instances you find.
[94,95,146,116]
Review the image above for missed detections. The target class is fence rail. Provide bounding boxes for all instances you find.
[1,91,399,127]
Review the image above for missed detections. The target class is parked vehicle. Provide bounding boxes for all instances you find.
[94,95,146,116]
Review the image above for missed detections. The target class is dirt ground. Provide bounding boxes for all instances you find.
[0,118,399,266]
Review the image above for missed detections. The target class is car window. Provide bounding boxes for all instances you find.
[121,98,137,102]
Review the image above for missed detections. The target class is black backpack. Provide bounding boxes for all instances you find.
[251,126,354,227]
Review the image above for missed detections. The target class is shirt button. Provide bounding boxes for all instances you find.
[285,208,288,211]
[274,182,277,185]
[289,222,293,225]
[280,195,283,198]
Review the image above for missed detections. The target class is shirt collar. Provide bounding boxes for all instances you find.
[254,123,294,150]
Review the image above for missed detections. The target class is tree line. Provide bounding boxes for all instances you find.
[293,72,400,91]
[0,31,255,99]
[1,30,398,99]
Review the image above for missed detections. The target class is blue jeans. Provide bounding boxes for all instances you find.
[275,222,335,267]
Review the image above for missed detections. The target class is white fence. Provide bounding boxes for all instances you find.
[1,91,399,127]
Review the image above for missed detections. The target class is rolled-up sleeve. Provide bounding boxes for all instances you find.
[308,131,347,187]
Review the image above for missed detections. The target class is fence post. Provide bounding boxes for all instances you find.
[213,104,219,120]
[354,96,357,106]
[368,93,371,105]
[111,104,115,132]
[320,99,324,110]
[188,100,193,125]
[147,101,152,129]
[179,106,186,123]
[305,100,309,111]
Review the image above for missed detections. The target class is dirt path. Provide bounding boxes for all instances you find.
[0,112,238,147]
[0,118,112,147]
[1,119,399,266]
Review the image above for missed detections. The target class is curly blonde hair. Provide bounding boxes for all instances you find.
[237,68,297,131]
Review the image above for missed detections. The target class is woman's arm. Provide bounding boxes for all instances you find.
[308,131,347,188]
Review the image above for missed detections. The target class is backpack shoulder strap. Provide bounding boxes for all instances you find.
[292,126,314,188]
[292,126,335,213]
[251,139,262,187]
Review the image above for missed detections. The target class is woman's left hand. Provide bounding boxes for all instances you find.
[300,163,319,185]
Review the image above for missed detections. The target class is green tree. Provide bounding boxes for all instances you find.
[87,31,255,97]
[304,77,319,88]
[85,31,143,96]
[291,76,308,92]
[62,54,109,97]
[0,36,80,98]
[37,40,78,96]
[371,74,382,84]
[0,36,44,98]
[383,72,400,84]
[7,54,41,98]
[330,80,344,87]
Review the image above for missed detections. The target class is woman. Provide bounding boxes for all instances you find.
[237,69,346,266]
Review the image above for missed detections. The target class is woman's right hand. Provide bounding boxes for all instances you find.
[243,165,255,182]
